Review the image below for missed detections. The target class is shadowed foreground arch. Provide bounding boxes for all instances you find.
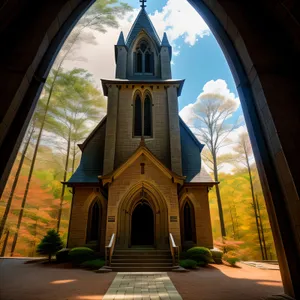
[0,0,299,297]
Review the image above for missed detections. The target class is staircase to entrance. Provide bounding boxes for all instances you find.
[110,248,174,272]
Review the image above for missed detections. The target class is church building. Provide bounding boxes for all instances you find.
[66,3,215,257]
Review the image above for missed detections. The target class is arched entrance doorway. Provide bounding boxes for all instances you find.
[117,182,168,249]
[131,201,154,246]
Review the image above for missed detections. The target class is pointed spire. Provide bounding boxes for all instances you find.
[126,8,161,48]
[161,32,171,47]
[117,31,125,46]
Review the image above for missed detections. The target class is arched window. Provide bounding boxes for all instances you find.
[133,92,153,138]
[136,51,143,73]
[144,94,152,136]
[87,200,101,242]
[134,40,154,75]
[134,94,142,136]
[184,202,193,241]
[182,200,196,243]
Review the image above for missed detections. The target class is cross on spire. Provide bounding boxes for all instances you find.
[140,0,147,9]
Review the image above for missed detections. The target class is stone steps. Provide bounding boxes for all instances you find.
[110,249,174,272]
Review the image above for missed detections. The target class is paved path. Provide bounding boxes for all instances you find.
[1,259,283,300]
[103,272,182,300]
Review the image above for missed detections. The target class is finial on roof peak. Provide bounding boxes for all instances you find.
[140,0,147,9]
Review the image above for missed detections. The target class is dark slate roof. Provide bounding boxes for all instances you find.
[68,115,213,185]
[179,117,213,183]
[68,117,107,184]
[126,8,161,49]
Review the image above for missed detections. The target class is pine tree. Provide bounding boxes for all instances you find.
[36,229,63,262]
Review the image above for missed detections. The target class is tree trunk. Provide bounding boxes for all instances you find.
[212,151,226,237]
[71,141,76,174]
[0,230,9,257]
[229,204,236,239]
[0,125,34,239]
[244,150,265,260]
[56,130,71,232]
[256,195,268,260]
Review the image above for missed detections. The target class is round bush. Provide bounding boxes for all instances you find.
[196,261,207,267]
[68,247,95,265]
[210,249,223,264]
[56,248,70,263]
[179,259,198,269]
[80,259,105,270]
[187,247,213,263]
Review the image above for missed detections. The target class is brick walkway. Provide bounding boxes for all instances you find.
[103,272,182,300]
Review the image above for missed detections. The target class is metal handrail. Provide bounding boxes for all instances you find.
[169,233,179,266]
[105,233,115,267]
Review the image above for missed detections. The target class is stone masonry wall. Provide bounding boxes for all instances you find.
[114,84,171,170]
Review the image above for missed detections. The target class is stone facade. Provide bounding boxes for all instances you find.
[67,6,215,253]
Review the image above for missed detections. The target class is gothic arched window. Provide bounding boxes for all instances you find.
[144,94,152,136]
[183,200,196,243]
[134,94,142,136]
[87,200,101,243]
[133,92,153,138]
[134,40,154,75]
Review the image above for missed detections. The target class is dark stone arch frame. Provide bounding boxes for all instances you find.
[0,0,299,297]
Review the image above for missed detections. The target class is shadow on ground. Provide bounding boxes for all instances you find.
[0,259,283,300]
[169,263,283,300]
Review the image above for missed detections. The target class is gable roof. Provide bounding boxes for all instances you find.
[99,142,185,186]
[179,117,204,151]
[126,8,161,49]
[78,116,107,151]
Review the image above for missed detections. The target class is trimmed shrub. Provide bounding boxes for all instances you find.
[36,229,63,262]
[196,261,207,267]
[179,259,198,269]
[210,249,223,264]
[80,259,105,270]
[56,248,70,263]
[68,247,95,265]
[187,247,213,264]
[223,251,240,266]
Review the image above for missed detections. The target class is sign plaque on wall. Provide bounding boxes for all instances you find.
[108,216,115,222]
[170,216,177,222]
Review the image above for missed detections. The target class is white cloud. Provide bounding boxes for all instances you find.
[62,0,210,83]
[180,79,244,174]
[150,0,210,46]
